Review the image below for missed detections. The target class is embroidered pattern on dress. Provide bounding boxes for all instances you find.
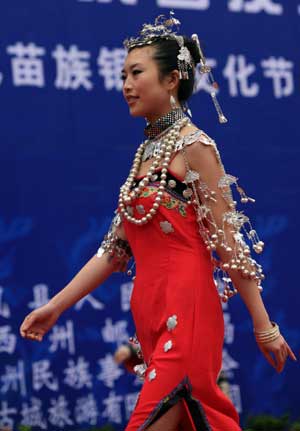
[140,186,188,217]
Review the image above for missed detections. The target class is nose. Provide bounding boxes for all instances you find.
[123,75,133,94]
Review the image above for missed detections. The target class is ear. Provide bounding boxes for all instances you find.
[165,70,180,91]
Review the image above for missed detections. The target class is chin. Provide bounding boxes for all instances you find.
[128,106,147,118]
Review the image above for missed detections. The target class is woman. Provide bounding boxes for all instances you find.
[20,13,296,431]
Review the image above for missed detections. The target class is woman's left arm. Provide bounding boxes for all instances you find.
[183,136,296,372]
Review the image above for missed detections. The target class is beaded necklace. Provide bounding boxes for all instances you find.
[144,108,186,139]
[118,111,189,225]
[142,117,191,162]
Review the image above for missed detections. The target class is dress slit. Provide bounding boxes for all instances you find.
[133,377,212,431]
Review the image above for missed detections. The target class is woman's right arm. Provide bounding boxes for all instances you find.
[49,252,121,314]
[20,221,131,341]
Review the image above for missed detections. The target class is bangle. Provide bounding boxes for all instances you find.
[254,321,281,344]
[97,228,132,272]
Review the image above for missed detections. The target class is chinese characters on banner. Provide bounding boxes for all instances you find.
[76,0,300,16]
[0,43,295,99]
[0,280,141,429]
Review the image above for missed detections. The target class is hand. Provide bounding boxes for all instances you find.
[257,334,297,373]
[20,303,61,342]
[114,345,132,364]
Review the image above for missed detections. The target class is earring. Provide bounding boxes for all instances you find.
[170,94,177,110]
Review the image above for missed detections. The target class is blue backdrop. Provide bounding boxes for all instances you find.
[0,1,299,430]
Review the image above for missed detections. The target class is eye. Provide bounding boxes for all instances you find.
[121,70,142,81]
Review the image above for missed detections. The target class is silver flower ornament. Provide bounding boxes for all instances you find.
[166,315,178,331]
[160,221,174,234]
[148,369,157,381]
[164,340,173,352]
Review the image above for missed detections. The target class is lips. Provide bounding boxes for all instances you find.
[126,96,139,104]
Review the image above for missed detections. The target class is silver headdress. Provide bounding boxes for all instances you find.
[124,12,194,81]
[124,11,227,124]
[124,12,181,49]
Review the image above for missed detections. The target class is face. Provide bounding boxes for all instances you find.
[122,46,178,123]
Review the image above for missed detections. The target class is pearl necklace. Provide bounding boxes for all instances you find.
[118,116,189,225]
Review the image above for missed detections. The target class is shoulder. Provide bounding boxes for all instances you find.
[182,127,223,171]
[180,124,218,153]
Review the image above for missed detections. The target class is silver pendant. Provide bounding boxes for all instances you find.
[164,340,173,352]
[150,174,158,182]
[142,142,155,162]
[136,205,145,215]
[168,179,177,188]
[134,363,147,379]
[183,188,193,198]
[148,368,157,381]
[166,315,178,331]
[160,221,174,234]
[184,169,199,184]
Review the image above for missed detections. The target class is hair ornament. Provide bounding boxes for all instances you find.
[191,34,228,124]
[175,35,193,80]
[123,11,181,50]
[124,11,194,81]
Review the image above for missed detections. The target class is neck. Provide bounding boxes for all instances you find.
[144,107,186,140]
[145,106,181,125]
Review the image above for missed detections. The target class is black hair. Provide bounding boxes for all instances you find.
[129,36,201,103]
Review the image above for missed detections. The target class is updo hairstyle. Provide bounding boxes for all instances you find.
[129,36,201,103]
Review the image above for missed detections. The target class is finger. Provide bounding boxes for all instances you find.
[25,331,40,341]
[21,314,35,332]
[33,332,42,341]
[26,331,35,339]
[275,345,288,373]
[20,328,27,337]
[279,347,287,362]
[286,344,297,361]
[20,328,33,338]
[20,325,33,338]
[276,351,285,373]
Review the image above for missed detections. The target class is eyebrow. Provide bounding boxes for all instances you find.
[121,63,143,74]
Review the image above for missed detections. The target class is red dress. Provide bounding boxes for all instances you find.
[120,163,242,430]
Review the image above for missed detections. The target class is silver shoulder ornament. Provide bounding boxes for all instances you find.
[181,131,265,302]
[97,210,133,272]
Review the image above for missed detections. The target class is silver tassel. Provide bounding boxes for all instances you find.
[191,33,228,124]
